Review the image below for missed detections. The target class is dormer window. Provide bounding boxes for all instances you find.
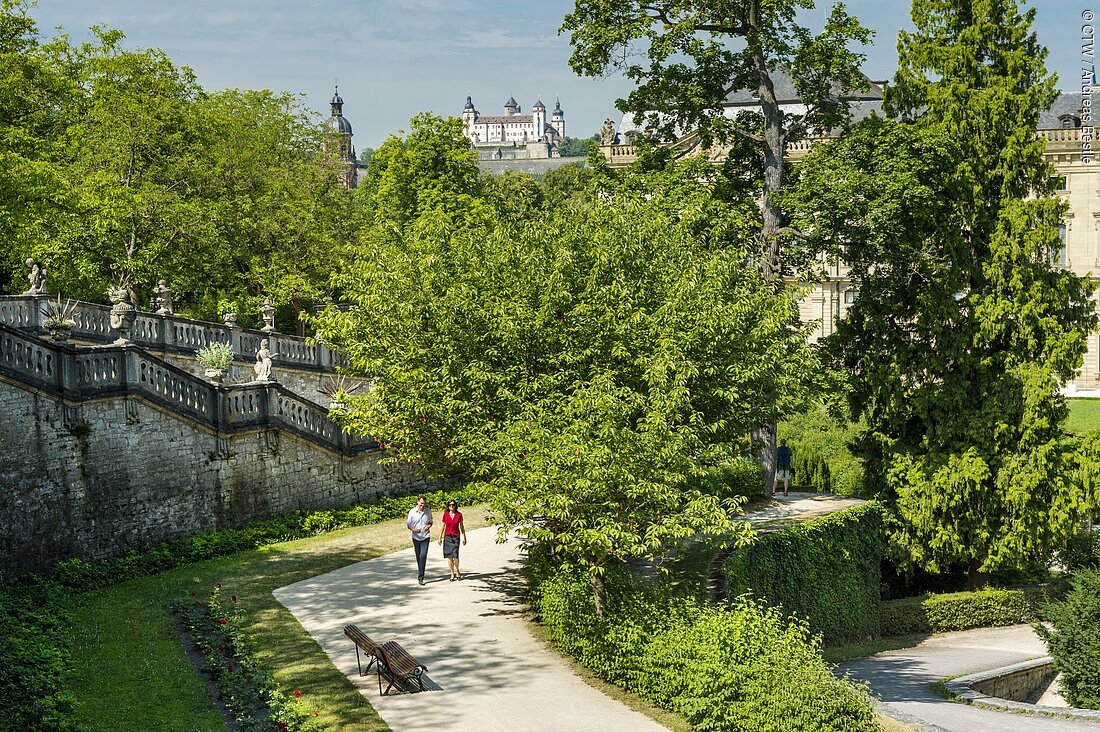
[1060,114,1082,129]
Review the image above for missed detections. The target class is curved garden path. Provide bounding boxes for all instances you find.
[272,492,864,731]
[840,625,1100,731]
[274,527,668,732]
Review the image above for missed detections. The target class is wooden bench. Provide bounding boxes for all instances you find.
[343,624,428,695]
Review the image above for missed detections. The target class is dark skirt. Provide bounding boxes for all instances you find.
[443,534,461,558]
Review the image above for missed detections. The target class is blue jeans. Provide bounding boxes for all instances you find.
[412,537,430,581]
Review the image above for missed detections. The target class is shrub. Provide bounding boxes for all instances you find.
[534,567,877,732]
[686,459,764,502]
[779,406,866,496]
[0,577,78,731]
[1058,526,1100,572]
[196,342,236,370]
[726,503,884,644]
[50,485,485,592]
[880,586,1055,636]
[1037,570,1100,710]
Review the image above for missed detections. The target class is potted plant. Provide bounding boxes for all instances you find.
[196,342,235,384]
[105,284,127,304]
[322,374,368,411]
[40,295,78,342]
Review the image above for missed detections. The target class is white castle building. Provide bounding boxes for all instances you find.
[463,96,566,159]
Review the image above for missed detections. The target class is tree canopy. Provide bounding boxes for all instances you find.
[786,0,1099,586]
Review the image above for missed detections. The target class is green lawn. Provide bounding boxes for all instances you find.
[1067,398,1100,435]
[68,506,486,731]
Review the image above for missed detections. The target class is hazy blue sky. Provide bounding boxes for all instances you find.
[27,1,1092,148]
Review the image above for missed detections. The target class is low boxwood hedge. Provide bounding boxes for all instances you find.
[881,585,1060,636]
[726,502,885,645]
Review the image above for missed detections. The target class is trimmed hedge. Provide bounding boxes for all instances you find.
[534,566,877,732]
[779,407,865,496]
[0,577,79,731]
[880,585,1059,636]
[726,502,884,645]
[50,485,483,592]
[1037,569,1100,709]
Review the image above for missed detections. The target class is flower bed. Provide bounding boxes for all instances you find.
[178,584,319,731]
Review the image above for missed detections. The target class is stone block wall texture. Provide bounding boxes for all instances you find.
[0,380,434,577]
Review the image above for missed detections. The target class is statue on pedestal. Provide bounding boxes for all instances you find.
[600,118,618,146]
[254,339,278,382]
[154,280,174,315]
[24,258,47,296]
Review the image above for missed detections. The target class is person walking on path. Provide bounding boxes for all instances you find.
[775,439,793,496]
[406,495,433,585]
[437,499,467,581]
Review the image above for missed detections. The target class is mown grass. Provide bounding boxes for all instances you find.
[69,506,488,731]
[1067,398,1100,435]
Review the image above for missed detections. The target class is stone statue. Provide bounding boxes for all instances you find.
[254,339,278,382]
[223,312,239,328]
[600,118,618,146]
[109,291,137,343]
[24,258,47,296]
[154,280,174,316]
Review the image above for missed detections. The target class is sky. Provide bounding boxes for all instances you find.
[26,1,1095,148]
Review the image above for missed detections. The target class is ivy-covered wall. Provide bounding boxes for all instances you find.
[726,502,884,645]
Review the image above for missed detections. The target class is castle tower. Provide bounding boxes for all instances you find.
[328,86,357,189]
[504,96,519,116]
[462,95,479,140]
[532,98,546,139]
[551,97,565,139]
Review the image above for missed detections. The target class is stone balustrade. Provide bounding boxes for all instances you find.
[0,294,345,374]
[0,321,375,456]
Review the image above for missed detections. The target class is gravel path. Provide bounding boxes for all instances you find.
[840,625,1100,731]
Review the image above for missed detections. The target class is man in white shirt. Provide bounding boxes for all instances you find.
[406,495,433,585]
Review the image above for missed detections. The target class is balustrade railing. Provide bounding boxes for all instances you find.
[0,322,375,456]
[0,295,346,374]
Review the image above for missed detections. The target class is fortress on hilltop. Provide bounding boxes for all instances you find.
[462,95,566,160]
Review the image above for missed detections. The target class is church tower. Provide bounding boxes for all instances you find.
[551,97,565,139]
[532,98,546,139]
[328,86,358,189]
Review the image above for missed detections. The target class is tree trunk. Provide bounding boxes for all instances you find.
[754,422,777,496]
[967,557,989,591]
[292,296,305,337]
[749,0,786,286]
[589,570,608,618]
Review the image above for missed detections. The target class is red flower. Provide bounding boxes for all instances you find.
[227,664,234,672]
[314,711,319,716]
[231,595,237,602]
[293,689,301,697]
[219,618,228,625]
[190,592,195,597]
[215,583,222,589]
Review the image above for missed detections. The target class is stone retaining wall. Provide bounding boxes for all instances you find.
[0,379,435,577]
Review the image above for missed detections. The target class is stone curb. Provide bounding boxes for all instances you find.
[944,657,1100,722]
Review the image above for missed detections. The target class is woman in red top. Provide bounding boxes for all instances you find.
[436,499,467,580]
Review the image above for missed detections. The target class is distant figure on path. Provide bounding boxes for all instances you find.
[406,495,433,586]
[776,439,793,497]
[437,499,467,581]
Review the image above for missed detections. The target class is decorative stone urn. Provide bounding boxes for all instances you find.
[109,292,137,343]
[45,322,73,343]
[259,301,276,333]
[204,368,227,384]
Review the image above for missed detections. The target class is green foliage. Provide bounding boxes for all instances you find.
[1058,528,1100,572]
[726,503,884,644]
[355,112,486,228]
[0,577,79,731]
[1037,570,1100,709]
[786,2,1100,580]
[779,406,865,496]
[319,154,821,611]
[881,586,1056,636]
[557,136,591,157]
[180,584,319,730]
[1067,399,1100,436]
[50,485,483,592]
[534,566,877,731]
